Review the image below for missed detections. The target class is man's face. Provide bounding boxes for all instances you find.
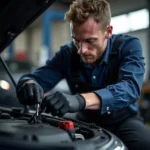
[70,16,112,64]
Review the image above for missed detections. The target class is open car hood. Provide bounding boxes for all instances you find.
[0,0,55,53]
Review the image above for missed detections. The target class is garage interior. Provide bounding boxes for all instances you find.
[0,0,150,126]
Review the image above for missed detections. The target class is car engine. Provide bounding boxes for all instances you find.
[0,106,127,150]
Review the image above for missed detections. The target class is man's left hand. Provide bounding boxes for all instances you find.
[41,91,86,117]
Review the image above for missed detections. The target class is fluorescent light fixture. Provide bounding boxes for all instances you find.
[111,8,149,34]
[128,9,149,31]
[111,15,130,34]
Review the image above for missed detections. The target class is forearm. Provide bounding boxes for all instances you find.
[80,92,101,110]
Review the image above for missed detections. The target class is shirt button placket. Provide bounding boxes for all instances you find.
[106,107,111,114]
[92,75,97,85]
[92,76,96,79]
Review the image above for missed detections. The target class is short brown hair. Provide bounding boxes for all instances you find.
[64,0,111,31]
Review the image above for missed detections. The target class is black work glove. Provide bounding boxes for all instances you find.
[17,81,44,105]
[41,91,86,117]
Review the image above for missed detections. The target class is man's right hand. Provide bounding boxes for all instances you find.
[17,80,44,105]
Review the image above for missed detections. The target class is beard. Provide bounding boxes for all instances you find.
[80,50,102,64]
[80,55,97,64]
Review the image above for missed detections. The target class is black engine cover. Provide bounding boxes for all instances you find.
[0,119,72,143]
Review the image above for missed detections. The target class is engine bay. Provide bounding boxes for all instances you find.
[0,106,126,150]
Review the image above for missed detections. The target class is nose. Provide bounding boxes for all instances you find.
[77,42,88,54]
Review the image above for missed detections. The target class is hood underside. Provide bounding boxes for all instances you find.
[0,0,56,53]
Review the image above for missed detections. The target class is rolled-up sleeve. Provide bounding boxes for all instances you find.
[94,38,145,114]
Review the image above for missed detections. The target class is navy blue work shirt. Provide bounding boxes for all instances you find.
[17,34,145,114]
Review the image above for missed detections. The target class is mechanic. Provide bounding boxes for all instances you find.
[16,0,150,149]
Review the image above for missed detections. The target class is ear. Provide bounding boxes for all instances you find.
[105,25,113,39]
